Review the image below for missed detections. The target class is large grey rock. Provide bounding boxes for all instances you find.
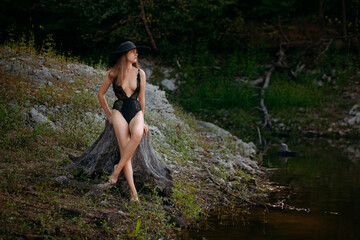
[210,153,259,173]
[208,147,258,173]
[31,67,53,82]
[232,155,259,173]
[67,120,173,195]
[0,48,104,86]
[197,120,232,138]
[348,113,360,126]
[346,104,360,126]
[84,112,104,123]
[28,108,56,130]
[160,79,177,91]
[349,104,359,115]
[145,84,178,122]
[235,139,256,158]
[148,125,165,141]
[197,120,258,172]
[66,64,102,78]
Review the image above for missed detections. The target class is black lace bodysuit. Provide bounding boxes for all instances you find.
[112,69,142,124]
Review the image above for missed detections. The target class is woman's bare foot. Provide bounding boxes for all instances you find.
[130,193,139,203]
[108,164,119,185]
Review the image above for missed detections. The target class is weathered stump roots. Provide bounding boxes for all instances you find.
[67,120,173,196]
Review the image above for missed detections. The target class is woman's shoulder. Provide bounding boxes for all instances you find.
[138,68,146,78]
[107,69,116,82]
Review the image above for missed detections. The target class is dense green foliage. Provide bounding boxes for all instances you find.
[1,0,359,59]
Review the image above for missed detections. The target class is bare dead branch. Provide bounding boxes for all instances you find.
[258,21,287,130]
[257,126,262,145]
[250,77,264,86]
[316,39,333,61]
[139,0,158,51]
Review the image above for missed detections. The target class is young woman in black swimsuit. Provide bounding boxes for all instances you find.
[98,41,149,202]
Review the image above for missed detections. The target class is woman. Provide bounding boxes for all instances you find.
[98,41,149,202]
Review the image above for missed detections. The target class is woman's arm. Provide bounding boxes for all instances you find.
[98,71,113,122]
[138,69,146,114]
[138,69,148,134]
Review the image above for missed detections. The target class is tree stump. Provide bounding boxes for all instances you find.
[67,120,173,196]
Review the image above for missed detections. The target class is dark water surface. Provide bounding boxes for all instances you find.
[183,138,360,240]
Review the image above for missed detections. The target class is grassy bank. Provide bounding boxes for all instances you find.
[0,42,265,239]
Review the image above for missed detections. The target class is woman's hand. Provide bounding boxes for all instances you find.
[143,124,149,135]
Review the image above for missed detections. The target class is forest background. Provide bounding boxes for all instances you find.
[1,0,359,143]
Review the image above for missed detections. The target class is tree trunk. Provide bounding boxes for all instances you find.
[139,0,158,51]
[67,120,173,196]
[355,0,359,48]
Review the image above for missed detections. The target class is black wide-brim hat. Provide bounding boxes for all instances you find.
[108,41,150,67]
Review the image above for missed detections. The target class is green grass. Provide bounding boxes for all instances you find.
[0,42,179,239]
[172,181,202,221]
[0,78,178,240]
[265,72,331,111]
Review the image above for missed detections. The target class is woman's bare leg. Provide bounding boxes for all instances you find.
[110,111,138,199]
[109,110,130,182]
[109,111,144,187]
[123,161,138,200]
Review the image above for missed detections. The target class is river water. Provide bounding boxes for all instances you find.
[183,138,360,240]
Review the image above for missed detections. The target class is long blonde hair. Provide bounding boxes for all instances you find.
[109,52,139,86]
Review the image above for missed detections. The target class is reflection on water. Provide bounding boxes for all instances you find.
[183,138,360,240]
